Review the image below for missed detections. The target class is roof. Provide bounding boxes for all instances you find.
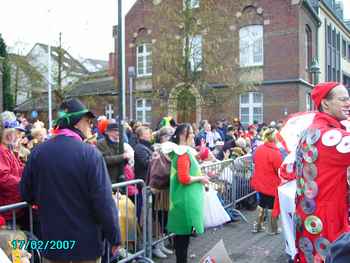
[81,58,108,73]
[67,76,116,97]
[14,92,60,112]
[15,76,117,112]
[27,43,89,75]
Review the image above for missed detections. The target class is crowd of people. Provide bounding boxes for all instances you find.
[1,81,350,263]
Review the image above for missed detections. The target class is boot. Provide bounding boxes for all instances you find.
[153,243,168,259]
[252,205,265,233]
[160,241,174,255]
[266,209,281,235]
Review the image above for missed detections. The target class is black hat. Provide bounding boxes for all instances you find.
[326,233,350,263]
[55,99,95,128]
[106,123,119,131]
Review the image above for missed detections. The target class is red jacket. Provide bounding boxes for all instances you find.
[251,142,283,196]
[296,113,350,263]
[0,144,24,220]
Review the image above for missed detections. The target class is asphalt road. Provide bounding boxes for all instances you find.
[156,210,291,263]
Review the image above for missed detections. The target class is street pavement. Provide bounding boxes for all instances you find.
[156,210,291,263]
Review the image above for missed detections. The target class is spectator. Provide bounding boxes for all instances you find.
[134,126,153,183]
[251,128,283,235]
[20,98,120,263]
[167,123,209,263]
[225,125,235,142]
[97,122,130,183]
[0,112,24,224]
[205,124,222,151]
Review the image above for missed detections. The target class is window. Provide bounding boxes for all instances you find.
[136,43,152,77]
[184,35,203,71]
[239,25,263,67]
[325,24,340,82]
[348,44,350,61]
[239,92,263,126]
[136,98,152,123]
[305,26,312,69]
[342,38,347,58]
[183,0,199,9]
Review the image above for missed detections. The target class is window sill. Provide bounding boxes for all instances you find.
[136,75,152,80]
[239,65,264,70]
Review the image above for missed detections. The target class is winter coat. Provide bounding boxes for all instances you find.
[97,136,125,183]
[295,112,350,263]
[20,134,120,261]
[0,145,24,220]
[134,139,153,182]
[251,142,283,197]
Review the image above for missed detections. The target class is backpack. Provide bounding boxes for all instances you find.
[147,150,171,189]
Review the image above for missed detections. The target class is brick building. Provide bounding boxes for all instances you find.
[115,0,320,127]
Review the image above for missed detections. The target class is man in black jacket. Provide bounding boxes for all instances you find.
[20,99,120,263]
[97,122,131,183]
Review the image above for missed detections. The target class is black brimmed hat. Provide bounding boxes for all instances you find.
[55,99,95,128]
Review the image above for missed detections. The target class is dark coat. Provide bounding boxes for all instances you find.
[97,136,125,183]
[20,135,120,261]
[134,140,153,182]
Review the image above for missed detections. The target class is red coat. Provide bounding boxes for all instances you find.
[0,144,23,220]
[295,113,350,263]
[251,142,283,196]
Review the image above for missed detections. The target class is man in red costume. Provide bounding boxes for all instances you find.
[294,82,350,262]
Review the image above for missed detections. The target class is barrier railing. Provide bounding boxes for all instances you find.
[0,158,255,262]
[200,155,256,223]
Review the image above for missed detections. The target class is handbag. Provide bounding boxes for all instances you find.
[147,151,171,189]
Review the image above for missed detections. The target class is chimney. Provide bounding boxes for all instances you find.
[108,52,116,77]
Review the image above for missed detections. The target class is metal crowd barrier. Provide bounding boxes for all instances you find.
[200,155,256,223]
[0,202,38,263]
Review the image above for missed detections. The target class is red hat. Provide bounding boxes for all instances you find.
[311,82,340,109]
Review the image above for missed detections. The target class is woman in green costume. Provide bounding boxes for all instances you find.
[167,123,209,263]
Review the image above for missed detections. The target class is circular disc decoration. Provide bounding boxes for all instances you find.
[303,163,317,181]
[301,198,316,215]
[304,180,319,199]
[296,162,303,178]
[296,178,305,196]
[306,128,321,145]
[304,215,323,235]
[336,136,350,153]
[303,145,318,163]
[305,253,315,263]
[299,237,313,254]
[322,129,342,147]
[315,237,331,259]
[294,214,303,232]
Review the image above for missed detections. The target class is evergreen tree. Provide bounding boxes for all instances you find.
[0,34,14,110]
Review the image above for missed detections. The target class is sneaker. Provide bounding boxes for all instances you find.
[153,246,167,259]
[160,242,173,255]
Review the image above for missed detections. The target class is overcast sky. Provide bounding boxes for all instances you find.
[0,0,349,61]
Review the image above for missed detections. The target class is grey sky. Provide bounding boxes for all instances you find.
[0,0,349,61]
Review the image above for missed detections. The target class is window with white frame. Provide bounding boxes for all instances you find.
[239,92,263,126]
[183,0,200,9]
[136,98,152,123]
[184,35,202,71]
[137,43,152,77]
[239,25,263,67]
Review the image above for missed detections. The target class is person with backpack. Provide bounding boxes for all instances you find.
[148,126,175,258]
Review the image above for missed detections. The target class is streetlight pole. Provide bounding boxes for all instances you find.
[128,66,135,121]
[47,9,53,131]
[117,0,125,163]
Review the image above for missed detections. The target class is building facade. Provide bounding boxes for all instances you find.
[317,0,350,88]
[115,0,321,127]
